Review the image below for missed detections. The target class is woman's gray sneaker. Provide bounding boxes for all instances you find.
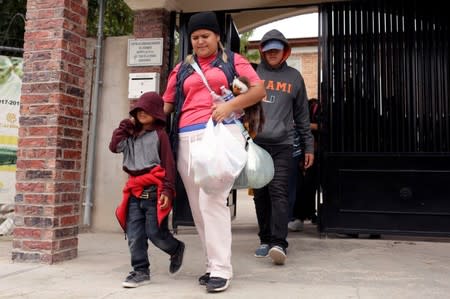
[254,244,270,257]
[122,271,150,288]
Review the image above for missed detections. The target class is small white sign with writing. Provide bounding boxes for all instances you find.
[127,38,163,66]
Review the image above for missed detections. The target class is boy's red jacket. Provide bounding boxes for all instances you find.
[116,165,172,231]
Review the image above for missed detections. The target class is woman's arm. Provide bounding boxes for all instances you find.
[162,63,181,115]
[164,102,174,115]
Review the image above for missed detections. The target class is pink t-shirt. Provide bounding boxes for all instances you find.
[163,53,261,129]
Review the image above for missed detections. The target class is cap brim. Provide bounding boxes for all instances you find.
[262,40,285,52]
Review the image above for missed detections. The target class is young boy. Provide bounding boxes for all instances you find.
[109,91,185,288]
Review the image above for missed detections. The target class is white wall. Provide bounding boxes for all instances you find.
[85,36,131,232]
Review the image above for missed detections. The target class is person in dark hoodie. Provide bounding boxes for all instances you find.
[109,91,185,288]
[252,29,314,265]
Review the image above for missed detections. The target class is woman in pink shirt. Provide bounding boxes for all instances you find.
[163,11,265,293]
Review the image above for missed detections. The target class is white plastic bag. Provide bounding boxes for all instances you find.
[191,118,247,194]
[233,138,274,189]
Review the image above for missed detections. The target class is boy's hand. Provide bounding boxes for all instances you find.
[159,194,171,209]
[304,153,314,169]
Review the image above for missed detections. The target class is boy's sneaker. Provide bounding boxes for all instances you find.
[169,241,185,276]
[254,243,269,257]
[122,271,150,288]
[206,277,230,293]
[198,272,211,285]
[288,219,304,232]
[269,245,287,265]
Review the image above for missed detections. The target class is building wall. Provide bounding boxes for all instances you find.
[86,36,130,233]
[290,50,318,100]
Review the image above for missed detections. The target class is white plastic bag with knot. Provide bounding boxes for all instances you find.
[233,137,274,189]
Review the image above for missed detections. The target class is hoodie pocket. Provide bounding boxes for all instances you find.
[255,118,288,143]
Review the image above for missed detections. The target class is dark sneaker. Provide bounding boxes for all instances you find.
[198,272,211,285]
[206,277,230,293]
[122,271,150,288]
[169,241,185,276]
[268,245,286,265]
[254,243,269,257]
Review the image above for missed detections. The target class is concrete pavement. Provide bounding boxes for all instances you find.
[1,190,450,299]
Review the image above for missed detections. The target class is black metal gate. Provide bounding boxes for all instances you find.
[318,0,450,236]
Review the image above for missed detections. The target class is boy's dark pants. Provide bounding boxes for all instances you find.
[126,195,180,274]
[253,144,293,250]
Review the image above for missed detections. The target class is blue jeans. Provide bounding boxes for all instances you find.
[126,195,180,273]
[253,144,293,249]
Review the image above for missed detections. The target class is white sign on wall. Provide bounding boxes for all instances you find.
[127,38,163,66]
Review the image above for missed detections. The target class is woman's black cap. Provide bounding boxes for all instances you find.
[187,12,221,37]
